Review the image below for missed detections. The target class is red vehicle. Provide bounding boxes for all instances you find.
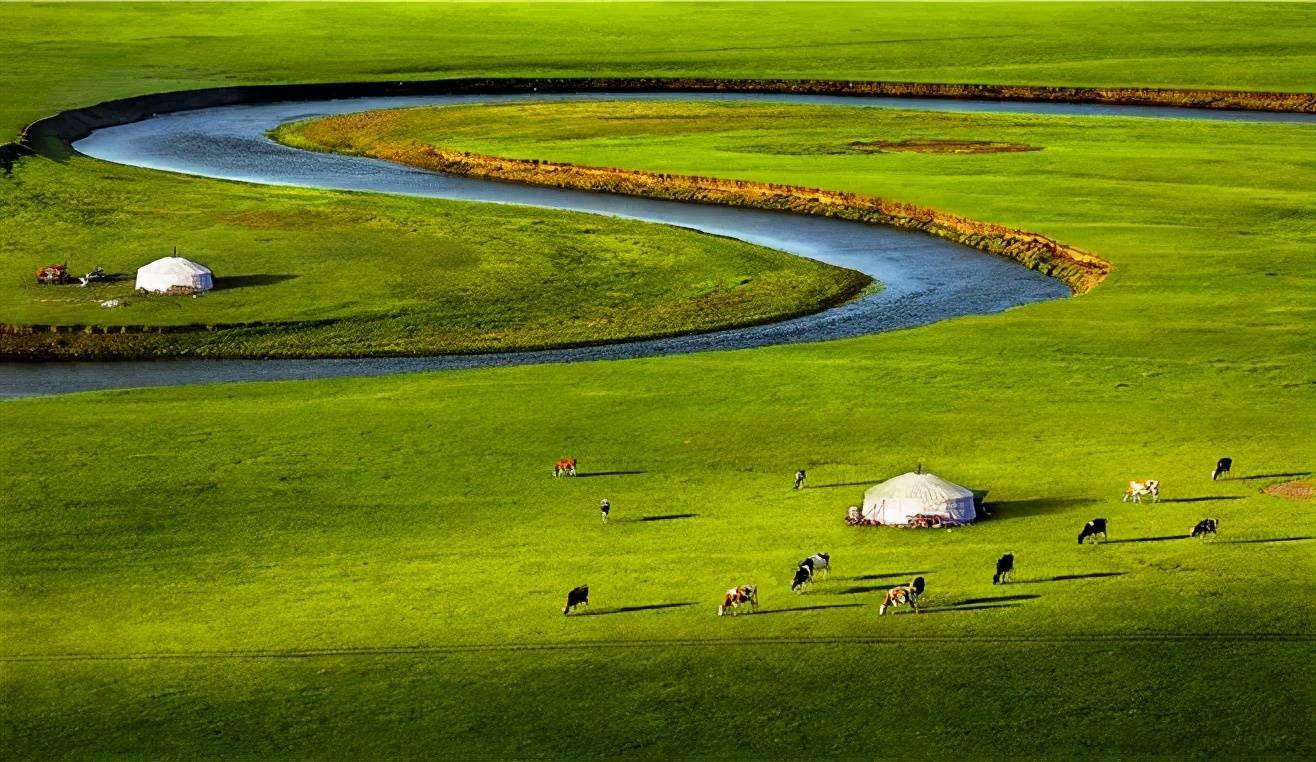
[35,263,68,285]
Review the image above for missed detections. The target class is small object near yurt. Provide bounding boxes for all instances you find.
[859,471,977,527]
[135,256,213,294]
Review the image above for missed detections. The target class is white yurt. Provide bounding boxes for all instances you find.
[135,256,213,294]
[861,471,977,526]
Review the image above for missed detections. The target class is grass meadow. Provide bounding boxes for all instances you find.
[0,158,863,357]
[1,2,1313,759]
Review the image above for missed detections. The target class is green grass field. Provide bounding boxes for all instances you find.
[0,157,864,357]
[1,2,1314,759]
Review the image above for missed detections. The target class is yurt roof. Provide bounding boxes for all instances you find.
[138,256,211,275]
[863,472,974,502]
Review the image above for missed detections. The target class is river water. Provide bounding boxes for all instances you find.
[6,92,1307,398]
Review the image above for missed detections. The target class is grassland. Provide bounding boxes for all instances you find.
[8,97,1316,757]
[4,1,1315,142]
[1,2,1315,759]
[0,156,866,358]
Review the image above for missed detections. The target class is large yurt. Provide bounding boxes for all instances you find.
[860,471,977,526]
[135,256,213,294]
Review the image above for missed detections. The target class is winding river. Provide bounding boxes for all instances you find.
[4,92,1311,398]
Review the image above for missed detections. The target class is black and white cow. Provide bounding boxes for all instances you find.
[1212,458,1233,481]
[790,553,830,592]
[1078,518,1109,545]
[1191,518,1219,538]
[993,553,1015,585]
[563,585,590,615]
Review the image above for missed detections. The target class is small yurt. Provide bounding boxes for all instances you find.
[860,471,977,526]
[135,256,213,294]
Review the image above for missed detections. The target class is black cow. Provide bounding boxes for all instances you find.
[1078,518,1109,545]
[1212,458,1233,481]
[563,584,590,615]
[993,553,1015,585]
[1191,518,1219,538]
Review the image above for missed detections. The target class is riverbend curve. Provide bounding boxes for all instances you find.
[6,77,1311,397]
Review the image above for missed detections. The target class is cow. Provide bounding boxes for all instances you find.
[553,458,578,478]
[793,470,807,490]
[879,576,925,616]
[993,553,1015,585]
[800,553,830,578]
[791,553,831,592]
[1212,458,1232,481]
[1191,518,1219,538]
[718,585,759,616]
[1078,518,1109,545]
[791,565,812,592]
[563,585,590,615]
[1122,479,1160,503]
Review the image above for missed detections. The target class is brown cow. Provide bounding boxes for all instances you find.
[879,576,925,616]
[718,585,759,616]
[553,458,578,478]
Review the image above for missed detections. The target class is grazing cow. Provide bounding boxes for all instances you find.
[1123,479,1160,504]
[794,470,807,490]
[879,576,925,616]
[993,553,1015,585]
[1078,518,1109,545]
[791,565,812,592]
[553,458,578,478]
[718,585,759,616]
[791,553,831,592]
[563,585,590,615]
[1191,518,1219,538]
[1212,458,1233,481]
[800,552,830,578]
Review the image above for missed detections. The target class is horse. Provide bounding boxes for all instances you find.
[553,458,578,477]
[879,576,925,616]
[718,585,759,616]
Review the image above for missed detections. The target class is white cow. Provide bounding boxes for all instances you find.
[1122,479,1160,503]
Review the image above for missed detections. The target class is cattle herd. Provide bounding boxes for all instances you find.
[557,457,1234,618]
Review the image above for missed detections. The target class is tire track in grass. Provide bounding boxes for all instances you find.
[5,632,1313,663]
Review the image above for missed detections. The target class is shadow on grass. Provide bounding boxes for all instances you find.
[750,603,864,616]
[807,480,881,489]
[577,602,695,617]
[895,603,1020,615]
[1237,472,1311,481]
[637,513,696,522]
[833,585,891,596]
[577,471,647,478]
[981,497,1097,518]
[1219,536,1313,545]
[956,594,1039,606]
[1160,496,1245,503]
[214,274,299,290]
[852,571,931,581]
[1105,535,1189,545]
[1016,572,1126,584]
